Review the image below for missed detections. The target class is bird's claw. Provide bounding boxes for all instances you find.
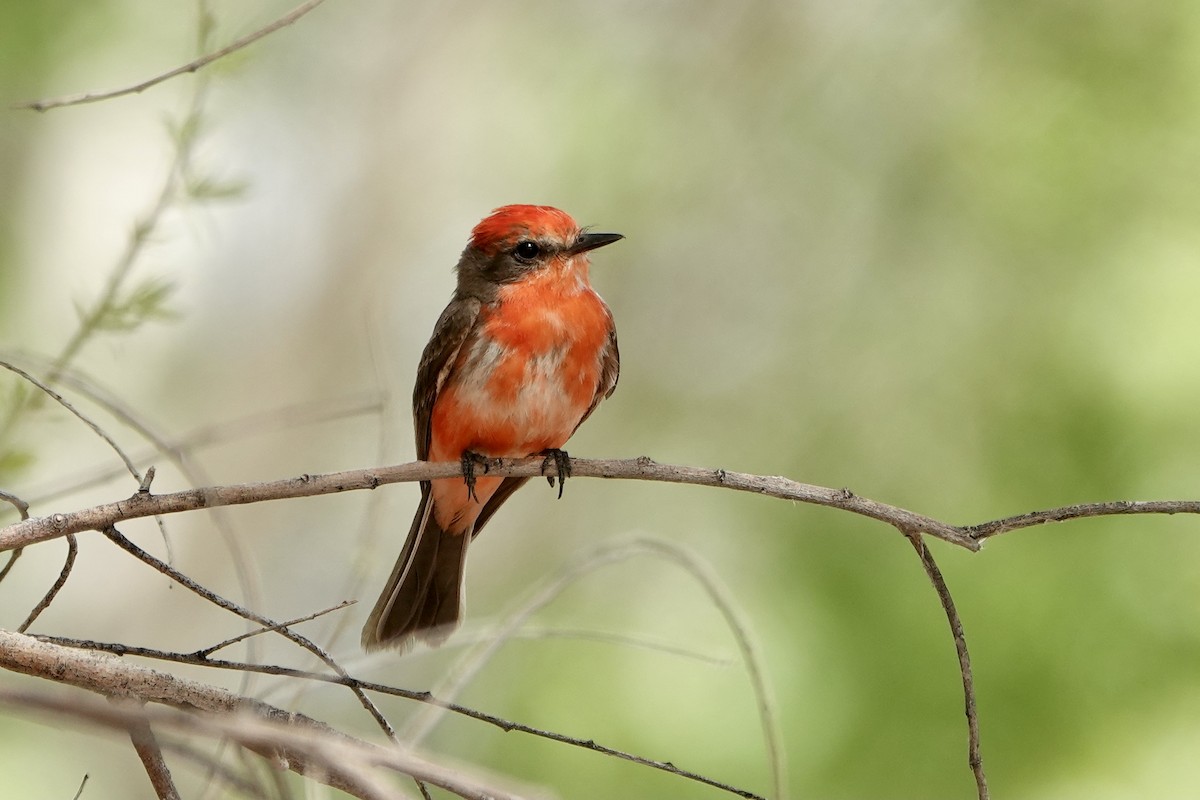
[460,451,490,503]
[540,449,572,499]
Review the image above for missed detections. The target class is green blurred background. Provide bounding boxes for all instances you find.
[3,1,1200,798]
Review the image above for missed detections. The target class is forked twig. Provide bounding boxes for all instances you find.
[38,634,761,800]
[0,360,144,483]
[12,456,1200,556]
[195,600,356,658]
[402,536,781,800]
[101,526,397,742]
[0,360,166,627]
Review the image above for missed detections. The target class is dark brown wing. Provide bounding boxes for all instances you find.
[572,317,619,434]
[413,295,483,460]
[361,296,483,652]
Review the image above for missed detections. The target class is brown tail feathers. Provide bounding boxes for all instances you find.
[361,485,468,652]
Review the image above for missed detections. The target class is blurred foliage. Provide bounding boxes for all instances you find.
[2,1,1200,799]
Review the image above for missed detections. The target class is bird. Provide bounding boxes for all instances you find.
[361,204,622,652]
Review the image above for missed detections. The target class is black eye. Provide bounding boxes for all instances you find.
[513,240,541,261]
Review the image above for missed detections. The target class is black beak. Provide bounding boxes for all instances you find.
[570,231,624,255]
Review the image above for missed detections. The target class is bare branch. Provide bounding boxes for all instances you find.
[907,536,988,800]
[402,537,775,799]
[0,632,534,800]
[37,634,760,800]
[0,456,977,551]
[7,455,1193,555]
[100,526,396,741]
[966,499,1200,540]
[16,0,332,112]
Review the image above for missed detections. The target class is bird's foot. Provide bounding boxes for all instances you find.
[540,449,572,499]
[460,451,490,503]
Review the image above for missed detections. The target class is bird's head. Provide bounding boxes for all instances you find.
[456,205,622,298]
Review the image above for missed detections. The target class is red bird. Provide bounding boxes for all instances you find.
[362,205,622,652]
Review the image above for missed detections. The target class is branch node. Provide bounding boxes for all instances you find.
[138,466,156,494]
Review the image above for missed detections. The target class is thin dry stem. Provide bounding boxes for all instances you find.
[0,489,29,584]
[0,456,976,551]
[907,536,988,800]
[100,526,397,742]
[196,600,356,658]
[7,457,1195,556]
[0,360,144,483]
[0,489,30,519]
[402,536,775,800]
[38,634,756,800]
[17,0,331,111]
[111,696,181,800]
[18,534,77,632]
[966,499,1200,540]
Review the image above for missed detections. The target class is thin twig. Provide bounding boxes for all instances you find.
[2,357,344,693]
[906,535,988,800]
[488,625,734,666]
[0,489,29,584]
[9,457,1196,554]
[17,0,331,112]
[195,600,356,658]
[101,526,397,742]
[18,534,77,632]
[71,775,89,800]
[111,696,181,800]
[0,547,20,583]
[0,489,29,519]
[635,538,787,800]
[0,359,175,554]
[0,456,977,552]
[154,740,269,800]
[37,634,761,800]
[0,360,173,622]
[13,376,383,508]
[0,360,144,484]
[965,499,1200,540]
[402,537,776,800]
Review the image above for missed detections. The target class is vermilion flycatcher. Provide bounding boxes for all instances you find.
[361,205,622,652]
